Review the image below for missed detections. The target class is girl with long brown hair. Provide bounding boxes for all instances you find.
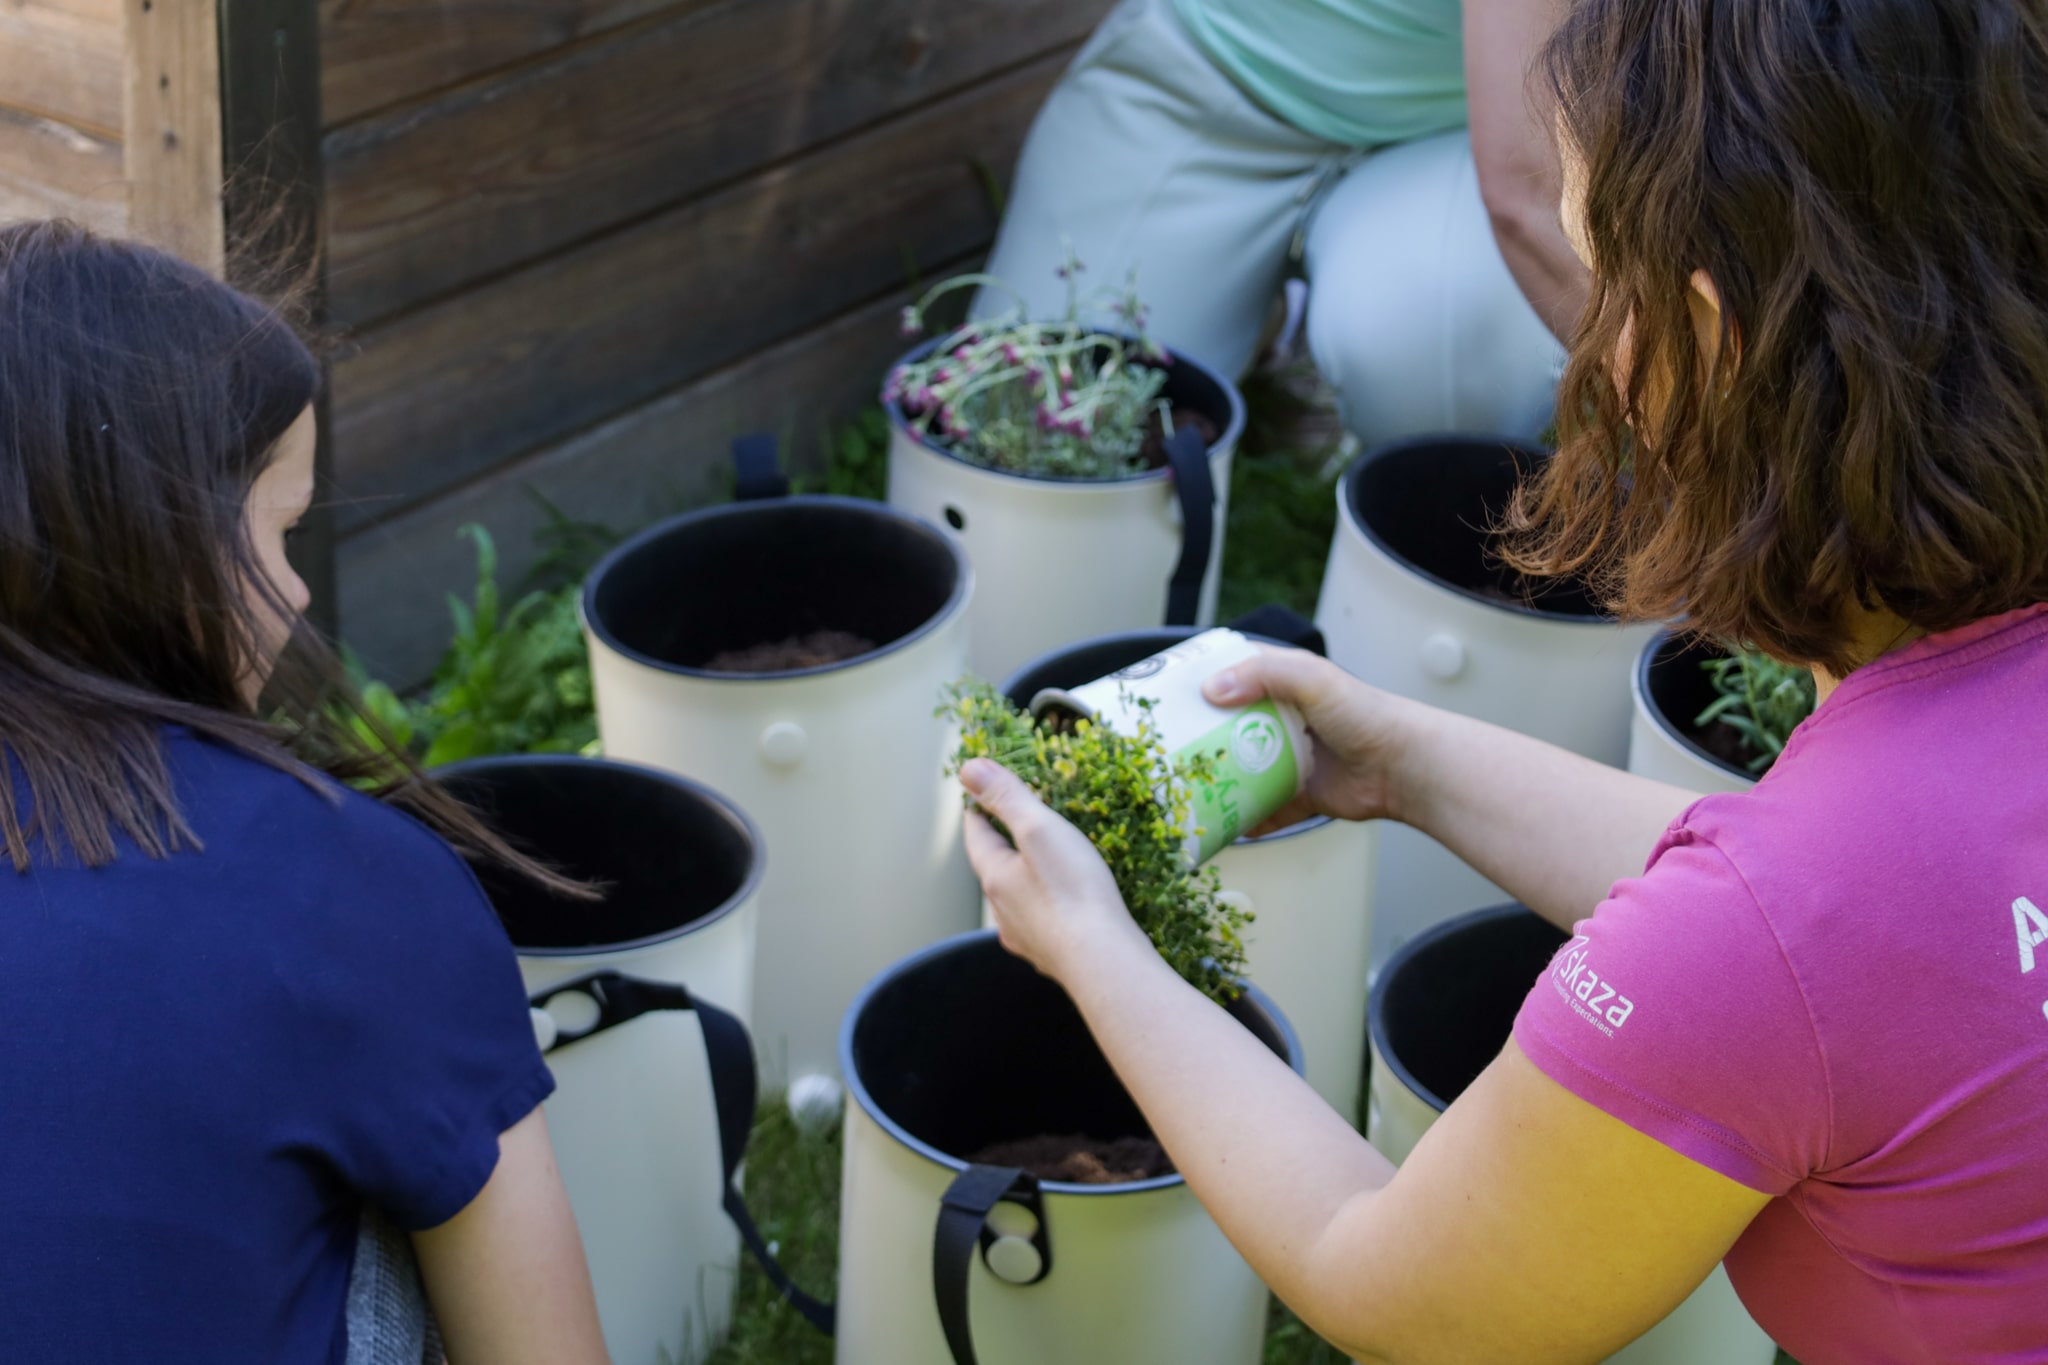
[0,221,607,1362]
[962,0,2048,1359]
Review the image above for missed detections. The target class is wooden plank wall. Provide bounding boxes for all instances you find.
[323,0,1113,683]
[0,0,127,234]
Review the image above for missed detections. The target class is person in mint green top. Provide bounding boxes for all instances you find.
[978,0,1585,447]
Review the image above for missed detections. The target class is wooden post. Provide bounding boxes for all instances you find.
[122,0,225,272]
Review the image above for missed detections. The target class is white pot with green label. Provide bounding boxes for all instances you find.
[582,491,981,1091]
[1368,904,1778,1365]
[1004,624,1377,1121]
[1315,436,1659,966]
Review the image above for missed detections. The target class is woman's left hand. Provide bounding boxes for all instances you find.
[959,757,1149,980]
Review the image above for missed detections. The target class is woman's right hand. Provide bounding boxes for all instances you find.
[1203,647,1421,830]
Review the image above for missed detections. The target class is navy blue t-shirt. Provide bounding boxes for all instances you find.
[0,731,554,1363]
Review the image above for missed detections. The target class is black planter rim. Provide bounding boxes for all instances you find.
[841,928,1303,1196]
[434,753,764,957]
[1340,433,1615,627]
[881,335,1247,488]
[1635,629,1752,783]
[1368,902,1538,1113]
[580,494,970,682]
[998,625,1330,847]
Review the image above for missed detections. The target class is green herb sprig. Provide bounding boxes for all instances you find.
[1696,648,1816,773]
[943,679,1249,1002]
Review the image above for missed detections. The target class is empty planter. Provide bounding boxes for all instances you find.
[582,495,981,1088]
[836,931,1299,1365]
[1315,436,1658,962]
[1629,632,1757,795]
[439,756,761,1365]
[1003,624,1377,1122]
[1368,904,1776,1365]
[885,341,1246,683]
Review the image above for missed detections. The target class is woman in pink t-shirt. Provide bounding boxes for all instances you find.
[957,0,2048,1360]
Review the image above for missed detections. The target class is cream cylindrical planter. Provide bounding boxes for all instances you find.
[439,756,761,1365]
[836,931,1300,1365]
[1368,905,1777,1365]
[1314,436,1659,965]
[885,341,1246,684]
[1629,632,1758,795]
[582,495,980,1090]
[1003,627,1377,1122]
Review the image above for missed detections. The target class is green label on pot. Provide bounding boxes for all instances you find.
[1174,701,1301,863]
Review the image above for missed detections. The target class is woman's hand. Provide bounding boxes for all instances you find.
[959,757,1150,980]
[1202,647,1422,830]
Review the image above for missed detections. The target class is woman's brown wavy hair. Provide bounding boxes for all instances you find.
[1510,0,2048,674]
[0,220,581,891]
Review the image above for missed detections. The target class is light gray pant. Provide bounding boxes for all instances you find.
[978,0,1563,446]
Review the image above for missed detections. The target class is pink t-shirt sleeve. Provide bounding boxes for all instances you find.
[1512,822,1833,1195]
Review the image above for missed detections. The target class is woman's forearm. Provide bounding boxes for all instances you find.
[1387,703,1699,927]
[1058,928,1398,1356]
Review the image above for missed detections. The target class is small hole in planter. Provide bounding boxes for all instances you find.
[944,506,967,532]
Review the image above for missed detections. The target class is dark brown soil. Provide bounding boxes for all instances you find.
[1139,408,1221,470]
[703,630,875,673]
[1689,716,1761,773]
[970,1134,1175,1185]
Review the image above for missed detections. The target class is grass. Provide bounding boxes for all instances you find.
[703,1103,840,1365]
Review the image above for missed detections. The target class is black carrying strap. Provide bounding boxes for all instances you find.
[1163,423,1217,626]
[732,433,789,501]
[932,1164,1051,1365]
[531,971,837,1335]
[1226,603,1327,657]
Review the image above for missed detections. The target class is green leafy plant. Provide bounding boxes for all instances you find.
[356,525,599,766]
[888,251,1177,480]
[794,407,891,502]
[1696,648,1816,773]
[943,679,1250,1002]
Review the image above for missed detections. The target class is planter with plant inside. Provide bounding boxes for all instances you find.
[884,261,1246,684]
[1314,435,1659,963]
[1000,619,1376,1123]
[1368,904,1776,1364]
[581,487,981,1094]
[439,755,804,1365]
[1630,632,1813,793]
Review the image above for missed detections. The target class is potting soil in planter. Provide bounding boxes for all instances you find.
[1628,633,1762,795]
[703,629,876,673]
[970,1134,1174,1185]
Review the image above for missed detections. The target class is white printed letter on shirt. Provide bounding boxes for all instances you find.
[2016,897,2048,974]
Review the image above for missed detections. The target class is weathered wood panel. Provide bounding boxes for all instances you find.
[338,285,920,682]
[329,49,1065,533]
[0,0,123,136]
[0,105,125,231]
[123,0,224,270]
[322,0,1103,325]
[318,0,682,127]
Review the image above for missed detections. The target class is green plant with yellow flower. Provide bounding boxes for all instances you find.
[942,678,1250,1003]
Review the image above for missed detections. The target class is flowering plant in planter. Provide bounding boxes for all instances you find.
[887,254,1182,480]
[1696,648,1816,773]
[943,678,1250,1002]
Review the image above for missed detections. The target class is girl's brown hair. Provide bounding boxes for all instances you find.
[0,220,576,889]
[1512,0,2048,674]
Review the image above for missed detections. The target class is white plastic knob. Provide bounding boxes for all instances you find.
[984,1200,1040,1242]
[760,721,808,768]
[985,1235,1044,1285]
[529,1006,559,1053]
[543,989,601,1038]
[1419,633,1466,682]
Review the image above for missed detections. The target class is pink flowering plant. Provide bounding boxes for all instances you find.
[887,252,1178,480]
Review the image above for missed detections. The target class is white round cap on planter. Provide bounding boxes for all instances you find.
[1314,436,1659,964]
[581,493,981,1090]
[1001,621,1377,1124]
[835,930,1302,1365]
[885,337,1246,684]
[438,756,765,1365]
[1368,904,1777,1365]
[1629,632,1758,795]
